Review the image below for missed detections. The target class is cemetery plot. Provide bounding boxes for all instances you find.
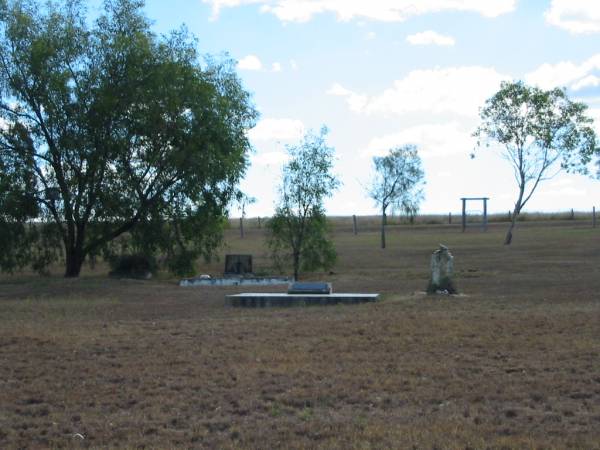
[180,254,291,287]
[227,282,378,307]
[0,221,599,449]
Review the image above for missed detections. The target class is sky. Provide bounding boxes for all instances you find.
[139,0,600,216]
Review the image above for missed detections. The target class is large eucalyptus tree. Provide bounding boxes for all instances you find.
[475,81,596,245]
[0,0,257,276]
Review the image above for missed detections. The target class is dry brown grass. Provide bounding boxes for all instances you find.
[1,220,599,449]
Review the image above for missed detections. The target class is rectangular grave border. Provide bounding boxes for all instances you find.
[179,276,292,287]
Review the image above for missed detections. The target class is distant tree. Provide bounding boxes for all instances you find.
[267,127,339,280]
[235,193,255,238]
[0,0,257,277]
[474,81,597,245]
[368,145,424,249]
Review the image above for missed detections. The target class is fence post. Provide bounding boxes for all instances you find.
[448,212,452,224]
[461,198,466,232]
[593,206,597,228]
[352,215,357,235]
[239,217,244,238]
[483,198,488,231]
[570,208,575,220]
[257,217,261,228]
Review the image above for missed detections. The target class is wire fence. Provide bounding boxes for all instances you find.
[233,208,598,231]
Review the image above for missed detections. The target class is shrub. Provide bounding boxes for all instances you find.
[166,250,197,278]
[109,254,157,279]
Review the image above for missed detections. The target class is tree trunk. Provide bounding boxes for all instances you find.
[65,245,84,277]
[504,207,520,245]
[239,217,244,238]
[293,251,300,281]
[505,181,525,245]
[380,212,386,249]
[64,221,88,277]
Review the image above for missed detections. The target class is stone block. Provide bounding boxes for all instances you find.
[287,282,332,295]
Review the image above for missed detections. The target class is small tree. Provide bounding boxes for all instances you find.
[474,81,597,245]
[368,145,424,249]
[235,193,255,238]
[267,127,339,280]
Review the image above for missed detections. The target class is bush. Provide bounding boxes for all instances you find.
[166,250,197,277]
[109,254,157,279]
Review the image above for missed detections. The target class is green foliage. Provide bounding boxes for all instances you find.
[268,209,336,276]
[368,145,425,248]
[0,0,257,276]
[267,127,339,279]
[475,81,597,177]
[165,249,197,277]
[108,253,157,279]
[474,80,597,244]
[369,145,425,216]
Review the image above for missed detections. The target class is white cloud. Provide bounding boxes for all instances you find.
[205,0,264,20]
[327,83,352,97]
[539,187,587,197]
[290,59,299,70]
[578,96,600,107]
[572,75,600,90]
[331,66,508,118]
[363,122,476,158]
[238,54,263,71]
[204,0,516,23]
[248,118,305,141]
[548,178,574,188]
[406,30,455,46]
[365,31,376,40]
[545,0,600,34]
[238,55,285,73]
[327,83,368,112]
[587,108,600,133]
[251,151,290,166]
[525,54,600,90]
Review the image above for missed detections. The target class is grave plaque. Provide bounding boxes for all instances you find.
[224,254,253,276]
[288,282,332,295]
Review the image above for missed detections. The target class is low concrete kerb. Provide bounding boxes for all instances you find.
[180,276,293,287]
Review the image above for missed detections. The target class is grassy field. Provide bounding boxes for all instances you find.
[1,219,599,449]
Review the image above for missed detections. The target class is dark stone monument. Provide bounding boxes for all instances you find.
[224,254,253,276]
